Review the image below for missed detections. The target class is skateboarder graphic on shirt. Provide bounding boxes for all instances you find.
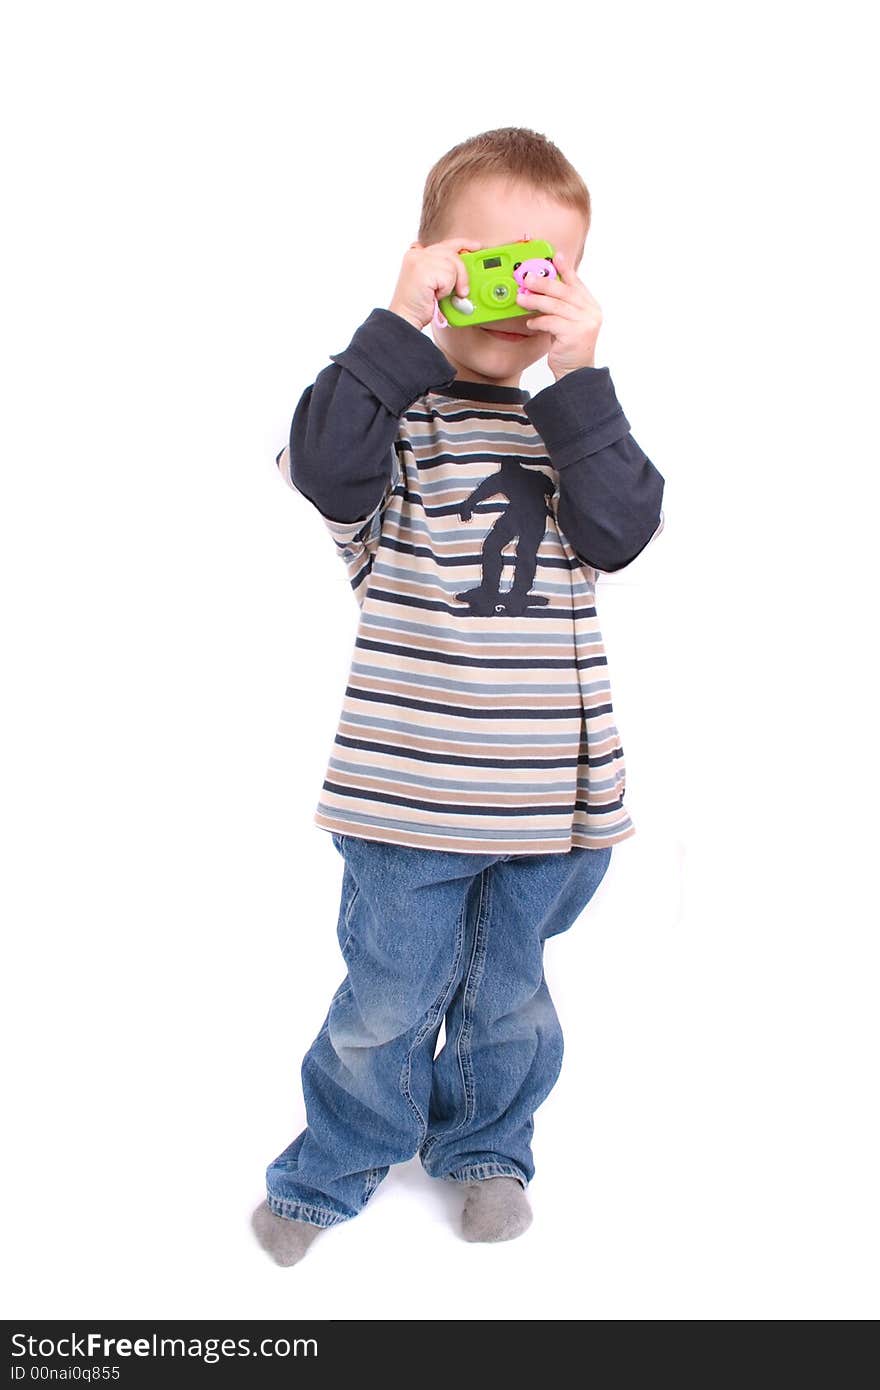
[455,461,556,617]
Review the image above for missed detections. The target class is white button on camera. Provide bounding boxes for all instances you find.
[451,295,474,314]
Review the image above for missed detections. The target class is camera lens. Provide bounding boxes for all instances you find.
[491,283,511,303]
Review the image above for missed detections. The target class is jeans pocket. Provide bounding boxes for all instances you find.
[336,868,361,959]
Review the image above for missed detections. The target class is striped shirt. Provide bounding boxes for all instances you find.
[276,308,664,855]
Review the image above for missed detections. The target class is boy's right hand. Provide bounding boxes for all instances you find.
[388,237,483,330]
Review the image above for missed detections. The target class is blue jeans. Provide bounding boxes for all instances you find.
[266,833,612,1227]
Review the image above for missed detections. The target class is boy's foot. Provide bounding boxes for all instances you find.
[251,1200,323,1266]
[460,1176,533,1243]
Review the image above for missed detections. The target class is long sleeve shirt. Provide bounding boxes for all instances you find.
[275,307,665,854]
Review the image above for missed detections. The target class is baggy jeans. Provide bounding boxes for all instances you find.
[265,832,612,1227]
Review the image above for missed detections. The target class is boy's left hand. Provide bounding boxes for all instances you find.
[515,248,602,378]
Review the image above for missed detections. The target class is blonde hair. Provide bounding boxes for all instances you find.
[417,126,591,261]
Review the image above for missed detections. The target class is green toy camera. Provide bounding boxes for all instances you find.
[435,238,557,328]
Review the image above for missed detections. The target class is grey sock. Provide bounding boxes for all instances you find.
[251,1199,324,1266]
[460,1176,533,1243]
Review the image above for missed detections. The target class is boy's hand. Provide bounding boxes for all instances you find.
[516,248,603,378]
[388,237,483,331]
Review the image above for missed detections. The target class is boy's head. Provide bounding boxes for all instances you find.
[418,127,591,388]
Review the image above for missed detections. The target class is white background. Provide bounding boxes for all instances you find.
[3,0,878,1320]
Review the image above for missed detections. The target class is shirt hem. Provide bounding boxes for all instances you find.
[313,810,636,855]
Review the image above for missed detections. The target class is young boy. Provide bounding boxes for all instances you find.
[254,128,665,1265]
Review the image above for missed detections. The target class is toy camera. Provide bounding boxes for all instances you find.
[435,237,557,328]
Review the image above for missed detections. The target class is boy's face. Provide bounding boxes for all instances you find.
[430,177,588,388]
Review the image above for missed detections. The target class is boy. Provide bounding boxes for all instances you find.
[254,128,665,1265]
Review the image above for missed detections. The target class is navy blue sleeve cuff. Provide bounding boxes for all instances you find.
[329,308,458,416]
[524,365,632,466]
